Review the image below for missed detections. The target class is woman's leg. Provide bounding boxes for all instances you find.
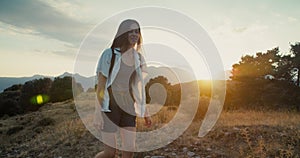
[120,127,136,158]
[94,132,117,158]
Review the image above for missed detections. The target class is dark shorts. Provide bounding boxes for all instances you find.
[101,89,136,133]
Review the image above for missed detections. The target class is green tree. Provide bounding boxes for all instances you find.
[290,42,300,86]
[20,78,52,112]
[145,76,172,105]
[275,55,293,80]
[275,42,300,86]
[231,48,279,81]
[0,84,22,117]
[49,76,73,102]
[227,44,300,111]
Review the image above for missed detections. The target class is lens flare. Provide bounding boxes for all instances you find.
[36,95,43,104]
[30,94,49,105]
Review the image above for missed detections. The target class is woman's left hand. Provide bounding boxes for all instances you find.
[144,116,152,128]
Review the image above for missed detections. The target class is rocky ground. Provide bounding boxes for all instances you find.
[0,99,299,158]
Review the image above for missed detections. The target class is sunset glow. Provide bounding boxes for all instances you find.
[0,1,299,79]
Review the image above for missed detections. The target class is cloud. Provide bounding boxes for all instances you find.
[42,0,87,21]
[51,50,76,58]
[233,27,247,33]
[288,16,298,22]
[0,0,91,46]
[0,21,40,36]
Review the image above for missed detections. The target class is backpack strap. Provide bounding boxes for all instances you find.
[108,48,116,79]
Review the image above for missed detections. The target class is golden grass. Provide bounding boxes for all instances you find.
[217,110,300,127]
[45,96,300,157]
[136,104,176,132]
[2,93,300,157]
[135,103,300,157]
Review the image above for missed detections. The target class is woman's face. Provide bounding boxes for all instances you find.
[127,23,140,46]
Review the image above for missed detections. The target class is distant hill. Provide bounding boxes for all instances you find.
[72,73,95,92]
[0,68,231,92]
[0,73,94,92]
[0,75,46,92]
[0,67,194,92]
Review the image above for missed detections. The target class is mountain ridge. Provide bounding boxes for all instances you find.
[0,72,94,92]
[0,68,231,92]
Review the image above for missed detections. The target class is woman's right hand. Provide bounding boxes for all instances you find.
[144,116,152,128]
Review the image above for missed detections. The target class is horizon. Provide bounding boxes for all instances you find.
[1,0,299,78]
[0,69,232,80]
[0,70,229,93]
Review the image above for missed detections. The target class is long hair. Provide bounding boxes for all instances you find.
[111,19,143,52]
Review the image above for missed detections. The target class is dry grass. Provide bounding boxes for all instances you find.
[135,96,300,157]
[217,110,300,127]
[137,104,177,132]
[135,97,300,157]
[1,93,300,157]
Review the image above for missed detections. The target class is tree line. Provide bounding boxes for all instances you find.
[1,42,299,117]
[226,42,300,111]
[231,42,300,84]
[0,76,83,117]
[145,42,300,111]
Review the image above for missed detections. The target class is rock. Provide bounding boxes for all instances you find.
[187,151,195,157]
[224,132,230,136]
[206,148,212,151]
[171,152,177,156]
[151,156,165,158]
[183,147,188,152]
[233,127,240,131]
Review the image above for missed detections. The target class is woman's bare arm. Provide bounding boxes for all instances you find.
[96,73,107,105]
[94,73,107,130]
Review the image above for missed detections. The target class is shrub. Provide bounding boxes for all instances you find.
[20,78,52,112]
[49,76,73,102]
[0,86,22,117]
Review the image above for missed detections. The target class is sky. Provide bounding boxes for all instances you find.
[0,0,300,79]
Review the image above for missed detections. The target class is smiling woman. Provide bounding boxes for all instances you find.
[93,19,151,158]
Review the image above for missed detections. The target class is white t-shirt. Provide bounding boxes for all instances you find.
[95,48,147,117]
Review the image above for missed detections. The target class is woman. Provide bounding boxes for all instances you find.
[94,19,152,158]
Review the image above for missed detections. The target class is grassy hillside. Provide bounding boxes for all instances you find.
[0,93,299,157]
